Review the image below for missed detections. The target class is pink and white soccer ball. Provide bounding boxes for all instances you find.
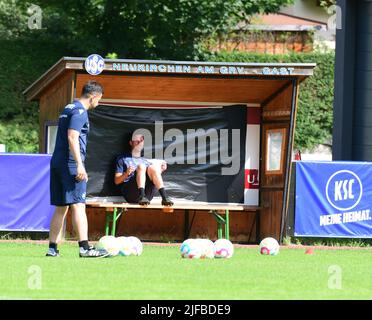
[259,237,280,256]
[213,239,234,258]
[180,239,202,259]
[195,239,215,259]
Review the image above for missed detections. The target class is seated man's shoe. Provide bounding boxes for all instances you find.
[46,248,60,257]
[162,197,174,206]
[138,196,150,206]
[79,247,110,258]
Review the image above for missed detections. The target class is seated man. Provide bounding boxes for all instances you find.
[114,133,174,206]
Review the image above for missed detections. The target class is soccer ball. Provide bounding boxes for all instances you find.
[213,239,234,258]
[195,239,215,259]
[127,236,143,256]
[117,236,132,256]
[180,239,202,259]
[96,235,120,256]
[259,237,280,256]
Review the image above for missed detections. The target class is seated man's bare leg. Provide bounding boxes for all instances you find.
[147,165,173,206]
[136,164,150,205]
[147,164,164,189]
[136,164,147,188]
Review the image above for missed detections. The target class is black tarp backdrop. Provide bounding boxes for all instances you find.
[85,105,247,203]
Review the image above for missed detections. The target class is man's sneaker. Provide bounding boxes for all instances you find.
[79,247,110,258]
[46,248,60,257]
[138,196,150,206]
[162,197,174,206]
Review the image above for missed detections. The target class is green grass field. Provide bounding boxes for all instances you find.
[0,242,371,300]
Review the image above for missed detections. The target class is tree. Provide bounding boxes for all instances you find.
[23,0,294,59]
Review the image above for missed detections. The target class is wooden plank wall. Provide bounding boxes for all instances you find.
[66,207,258,242]
[75,73,286,104]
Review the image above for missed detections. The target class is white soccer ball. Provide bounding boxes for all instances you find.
[96,235,120,256]
[127,236,143,256]
[259,237,280,256]
[214,239,234,258]
[195,239,215,259]
[117,236,132,256]
[180,239,202,259]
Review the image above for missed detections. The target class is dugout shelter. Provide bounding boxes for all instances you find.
[23,57,315,243]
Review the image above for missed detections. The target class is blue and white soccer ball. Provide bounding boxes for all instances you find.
[117,236,132,256]
[116,236,143,256]
[213,239,234,259]
[259,237,280,256]
[96,235,120,256]
[127,236,143,256]
[180,239,202,259]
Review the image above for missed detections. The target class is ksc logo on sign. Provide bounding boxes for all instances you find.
[325,170,363,211]
[85,54,104,75]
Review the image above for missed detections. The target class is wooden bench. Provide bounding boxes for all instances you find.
[86,198,260,241]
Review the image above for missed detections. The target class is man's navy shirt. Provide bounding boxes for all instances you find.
[116,154,151,183]
[51,101,89,168]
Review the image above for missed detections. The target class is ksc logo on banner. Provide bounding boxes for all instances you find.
[295,161,372,238]
[325,170,363,211]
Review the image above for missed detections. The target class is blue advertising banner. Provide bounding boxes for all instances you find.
[0,153,54,231]
[295,161,372,238]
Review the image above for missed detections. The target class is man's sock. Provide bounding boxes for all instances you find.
[138,187,145,198]
[78,240,90,251]
[158,188,168,201]
[49,242,58,251]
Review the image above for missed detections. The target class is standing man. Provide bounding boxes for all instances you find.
[46,81,108,258]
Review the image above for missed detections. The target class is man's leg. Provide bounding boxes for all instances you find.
[136,164,147,188]
[147,164,164,189]
[70,203,88,242]
[147,165,173,206]
[70,203,109,258]
[46,206,68,256]
[136,164,150,205]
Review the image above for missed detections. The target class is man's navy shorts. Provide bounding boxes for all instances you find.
[121,173,155,203]
[50,166,86,206]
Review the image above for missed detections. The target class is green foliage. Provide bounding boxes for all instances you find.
[0,121,38,153]
[10,0,294,60]
[0,38,77,152]
[207,50,335,151]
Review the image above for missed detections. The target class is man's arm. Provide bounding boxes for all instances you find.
[114,166,135,185]
[68,128,87,182]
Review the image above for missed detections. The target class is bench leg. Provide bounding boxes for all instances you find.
[225,209,229,240]
[211,210,230,240]
[105,208,123,236]
[105,211,111,236]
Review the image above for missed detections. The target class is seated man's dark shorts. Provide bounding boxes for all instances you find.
[121,172,155,203]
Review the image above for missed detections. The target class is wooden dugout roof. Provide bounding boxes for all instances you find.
[23,57,316,103]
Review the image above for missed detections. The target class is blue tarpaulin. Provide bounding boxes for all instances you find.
[295,161,372,238]
[0,153,54,231]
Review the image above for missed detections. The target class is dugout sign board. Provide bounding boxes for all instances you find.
[295,161,372,238]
